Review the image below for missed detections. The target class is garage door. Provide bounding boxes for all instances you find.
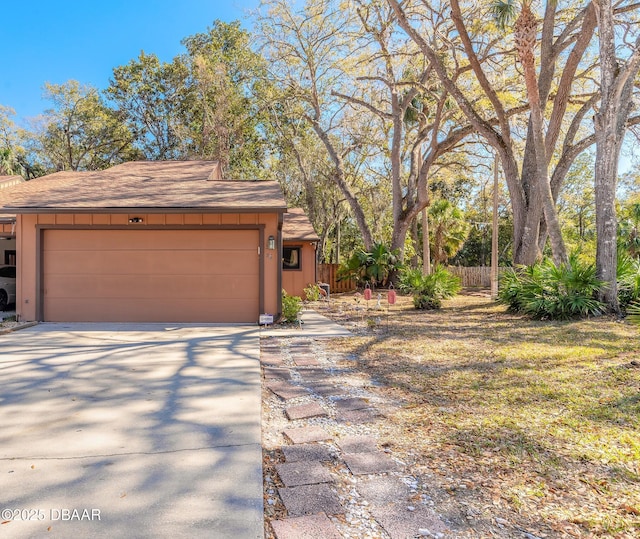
[42,229,260,323]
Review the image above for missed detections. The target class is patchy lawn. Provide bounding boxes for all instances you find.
[319,292,640,538]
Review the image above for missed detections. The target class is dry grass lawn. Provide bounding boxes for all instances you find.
[319,291,640,538]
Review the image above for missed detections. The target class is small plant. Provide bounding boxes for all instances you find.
[398,265,461,310]
[303,283,322,302]
[497,255,605,319]
[281,289,303,323]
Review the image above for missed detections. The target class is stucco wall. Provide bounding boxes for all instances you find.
[16,212,281,322]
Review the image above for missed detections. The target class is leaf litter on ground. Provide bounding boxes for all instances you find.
[316,291,640,538]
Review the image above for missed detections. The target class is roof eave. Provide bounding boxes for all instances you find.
[284,236,320,242]
[4,206,288,214]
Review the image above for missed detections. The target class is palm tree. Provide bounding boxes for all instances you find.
[429,199,470,265]
[492,0,568,266]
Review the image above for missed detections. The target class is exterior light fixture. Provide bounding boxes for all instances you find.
[268,235,276,250]
[128,217,144,223]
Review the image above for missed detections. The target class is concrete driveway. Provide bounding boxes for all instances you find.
[0,323,263,538]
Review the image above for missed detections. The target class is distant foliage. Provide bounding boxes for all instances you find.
[498,256,605,319]
[106,21,268,178]
[618,202,640,258]
[338,243,402,287]
[398,265,461,310]
[281,290,302,323]
[38,81,140,171]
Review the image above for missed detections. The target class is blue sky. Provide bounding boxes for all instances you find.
[1,0,259,124]
[2,1,636,174]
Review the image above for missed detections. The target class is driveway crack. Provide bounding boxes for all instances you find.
[0,442,261,461]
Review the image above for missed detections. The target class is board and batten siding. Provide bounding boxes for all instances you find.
[15,212,281,323]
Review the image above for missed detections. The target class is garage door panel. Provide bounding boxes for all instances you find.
[44,229,259,251]
[45,274,260,300]
[43,229,261,322]
[201,250,261,275]
[43,298,259,323]
[44,249,259,276]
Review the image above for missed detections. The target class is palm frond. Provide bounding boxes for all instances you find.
[491,0,519,30]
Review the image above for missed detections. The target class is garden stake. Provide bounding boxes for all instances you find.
[387,284,397,333]
[364,282,372,325]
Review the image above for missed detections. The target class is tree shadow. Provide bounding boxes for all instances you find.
[0,323,263,536]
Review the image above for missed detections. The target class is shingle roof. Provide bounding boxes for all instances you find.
[0,175,24,221]
[282,208,320,241]
[0,161,287,213]
[0,175,24,189]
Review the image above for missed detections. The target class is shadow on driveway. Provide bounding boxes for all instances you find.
[0,323,263,538]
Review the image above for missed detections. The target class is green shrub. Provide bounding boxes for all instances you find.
[498,255,605,319]
[397,267,425,294]
[281,290,302,323]
[413,293,442,310]
[497,265,529,313]
[617,252,640,309]
[398,265,461,310]
[627,300,640,325]
[303,283,322,302]
[338,242,402,287]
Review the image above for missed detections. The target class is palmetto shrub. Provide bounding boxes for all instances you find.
[338,243,402,287]
[627,300,640,325]
[498,255,605,319]
[398,265,462,310]
[617,252,640,310]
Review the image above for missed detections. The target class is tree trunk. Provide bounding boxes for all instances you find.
[594,121,620,311]
[391,217,412,255]
[422,208,431,275]
[410,217,420,268]
[491,155,500,298]
[335,219,341,264]
[516,5,568,266]
[594,1,622,312]
[594,0,640,313]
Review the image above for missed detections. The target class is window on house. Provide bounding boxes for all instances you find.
[283,246,301,270]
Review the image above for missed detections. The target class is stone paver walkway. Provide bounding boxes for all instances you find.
[261,338,451,539]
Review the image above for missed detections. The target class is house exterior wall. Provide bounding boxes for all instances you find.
[281,241,317,299]
[16,212,281,322]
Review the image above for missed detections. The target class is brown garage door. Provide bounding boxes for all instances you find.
[42,229,260,323]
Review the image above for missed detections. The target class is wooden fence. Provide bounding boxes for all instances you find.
[317,264,356,294]
[446,266,507,287]
[318,264,504,292]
